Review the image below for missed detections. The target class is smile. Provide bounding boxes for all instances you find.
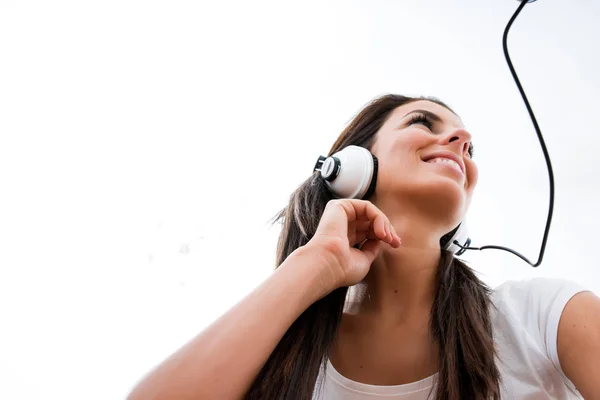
[426,157,464,176]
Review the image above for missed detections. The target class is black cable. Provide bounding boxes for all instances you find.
[453,0,555,268]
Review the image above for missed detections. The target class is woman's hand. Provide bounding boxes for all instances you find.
[304,199,401,292]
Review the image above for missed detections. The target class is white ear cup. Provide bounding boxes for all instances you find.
[314,145,376,199]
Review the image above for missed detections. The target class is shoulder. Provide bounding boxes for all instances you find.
[555,289,600,398]
[490,277,587,333]
[490,277,588,371]
[491,277,586,310]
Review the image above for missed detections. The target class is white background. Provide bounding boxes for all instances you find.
[1,0,599,399]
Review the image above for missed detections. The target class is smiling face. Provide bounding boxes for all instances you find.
[369,100,479,232]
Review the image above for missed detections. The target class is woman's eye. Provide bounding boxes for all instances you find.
[408,114,434,131]
[408,113,475,158]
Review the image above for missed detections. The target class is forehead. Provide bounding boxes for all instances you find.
[386,100,465,129]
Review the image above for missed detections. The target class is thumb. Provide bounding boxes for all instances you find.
[315,200,348,237]
[357,239,382,265]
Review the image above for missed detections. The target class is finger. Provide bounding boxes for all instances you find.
[339,199,386,225]
[317,199,382,238]
[354,228,401,248]
[317,199,399,245]
[351,231,368,247]
[349,202,387,243]
[374,214,388,242]
[364,228,381,241]
[357,239,382,265]
[351,200,386,223]
[353,220,372,231]
[389,224,402,247]
[349,220,372,242]
[369,218,401,247]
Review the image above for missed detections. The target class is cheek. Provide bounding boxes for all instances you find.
[467,161,479,187]
[383,136,427,164]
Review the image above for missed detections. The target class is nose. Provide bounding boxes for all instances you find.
[443,128,472,157]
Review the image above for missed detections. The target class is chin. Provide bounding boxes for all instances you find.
[412,179,468,225]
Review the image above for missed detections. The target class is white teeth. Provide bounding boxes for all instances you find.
[427,157,462,173]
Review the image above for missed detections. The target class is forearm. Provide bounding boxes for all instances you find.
[127,247,329,400]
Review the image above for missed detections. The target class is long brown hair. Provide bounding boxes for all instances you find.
[245,94,500,400]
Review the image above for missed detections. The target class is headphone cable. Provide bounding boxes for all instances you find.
[453,0,555,268]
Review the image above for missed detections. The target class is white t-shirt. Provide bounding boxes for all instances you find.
[312,278,588,399]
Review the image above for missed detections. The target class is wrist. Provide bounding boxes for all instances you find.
[284,244,340,301]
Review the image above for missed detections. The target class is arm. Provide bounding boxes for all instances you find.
[127,245,332,400]
[127,198,397,400]
[557,290,600,399]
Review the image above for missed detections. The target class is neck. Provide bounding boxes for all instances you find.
[356,213,443,328]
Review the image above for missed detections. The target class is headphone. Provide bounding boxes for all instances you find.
[313,0,555,267]
[313,145,472,256]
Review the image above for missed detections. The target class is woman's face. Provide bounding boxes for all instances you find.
[369,100,478,230]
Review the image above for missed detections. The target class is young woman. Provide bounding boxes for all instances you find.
[128,95,600,400]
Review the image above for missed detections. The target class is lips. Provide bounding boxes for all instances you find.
[422,151,465,175]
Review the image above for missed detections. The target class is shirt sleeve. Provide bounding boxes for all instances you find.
[500,277,589,383]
